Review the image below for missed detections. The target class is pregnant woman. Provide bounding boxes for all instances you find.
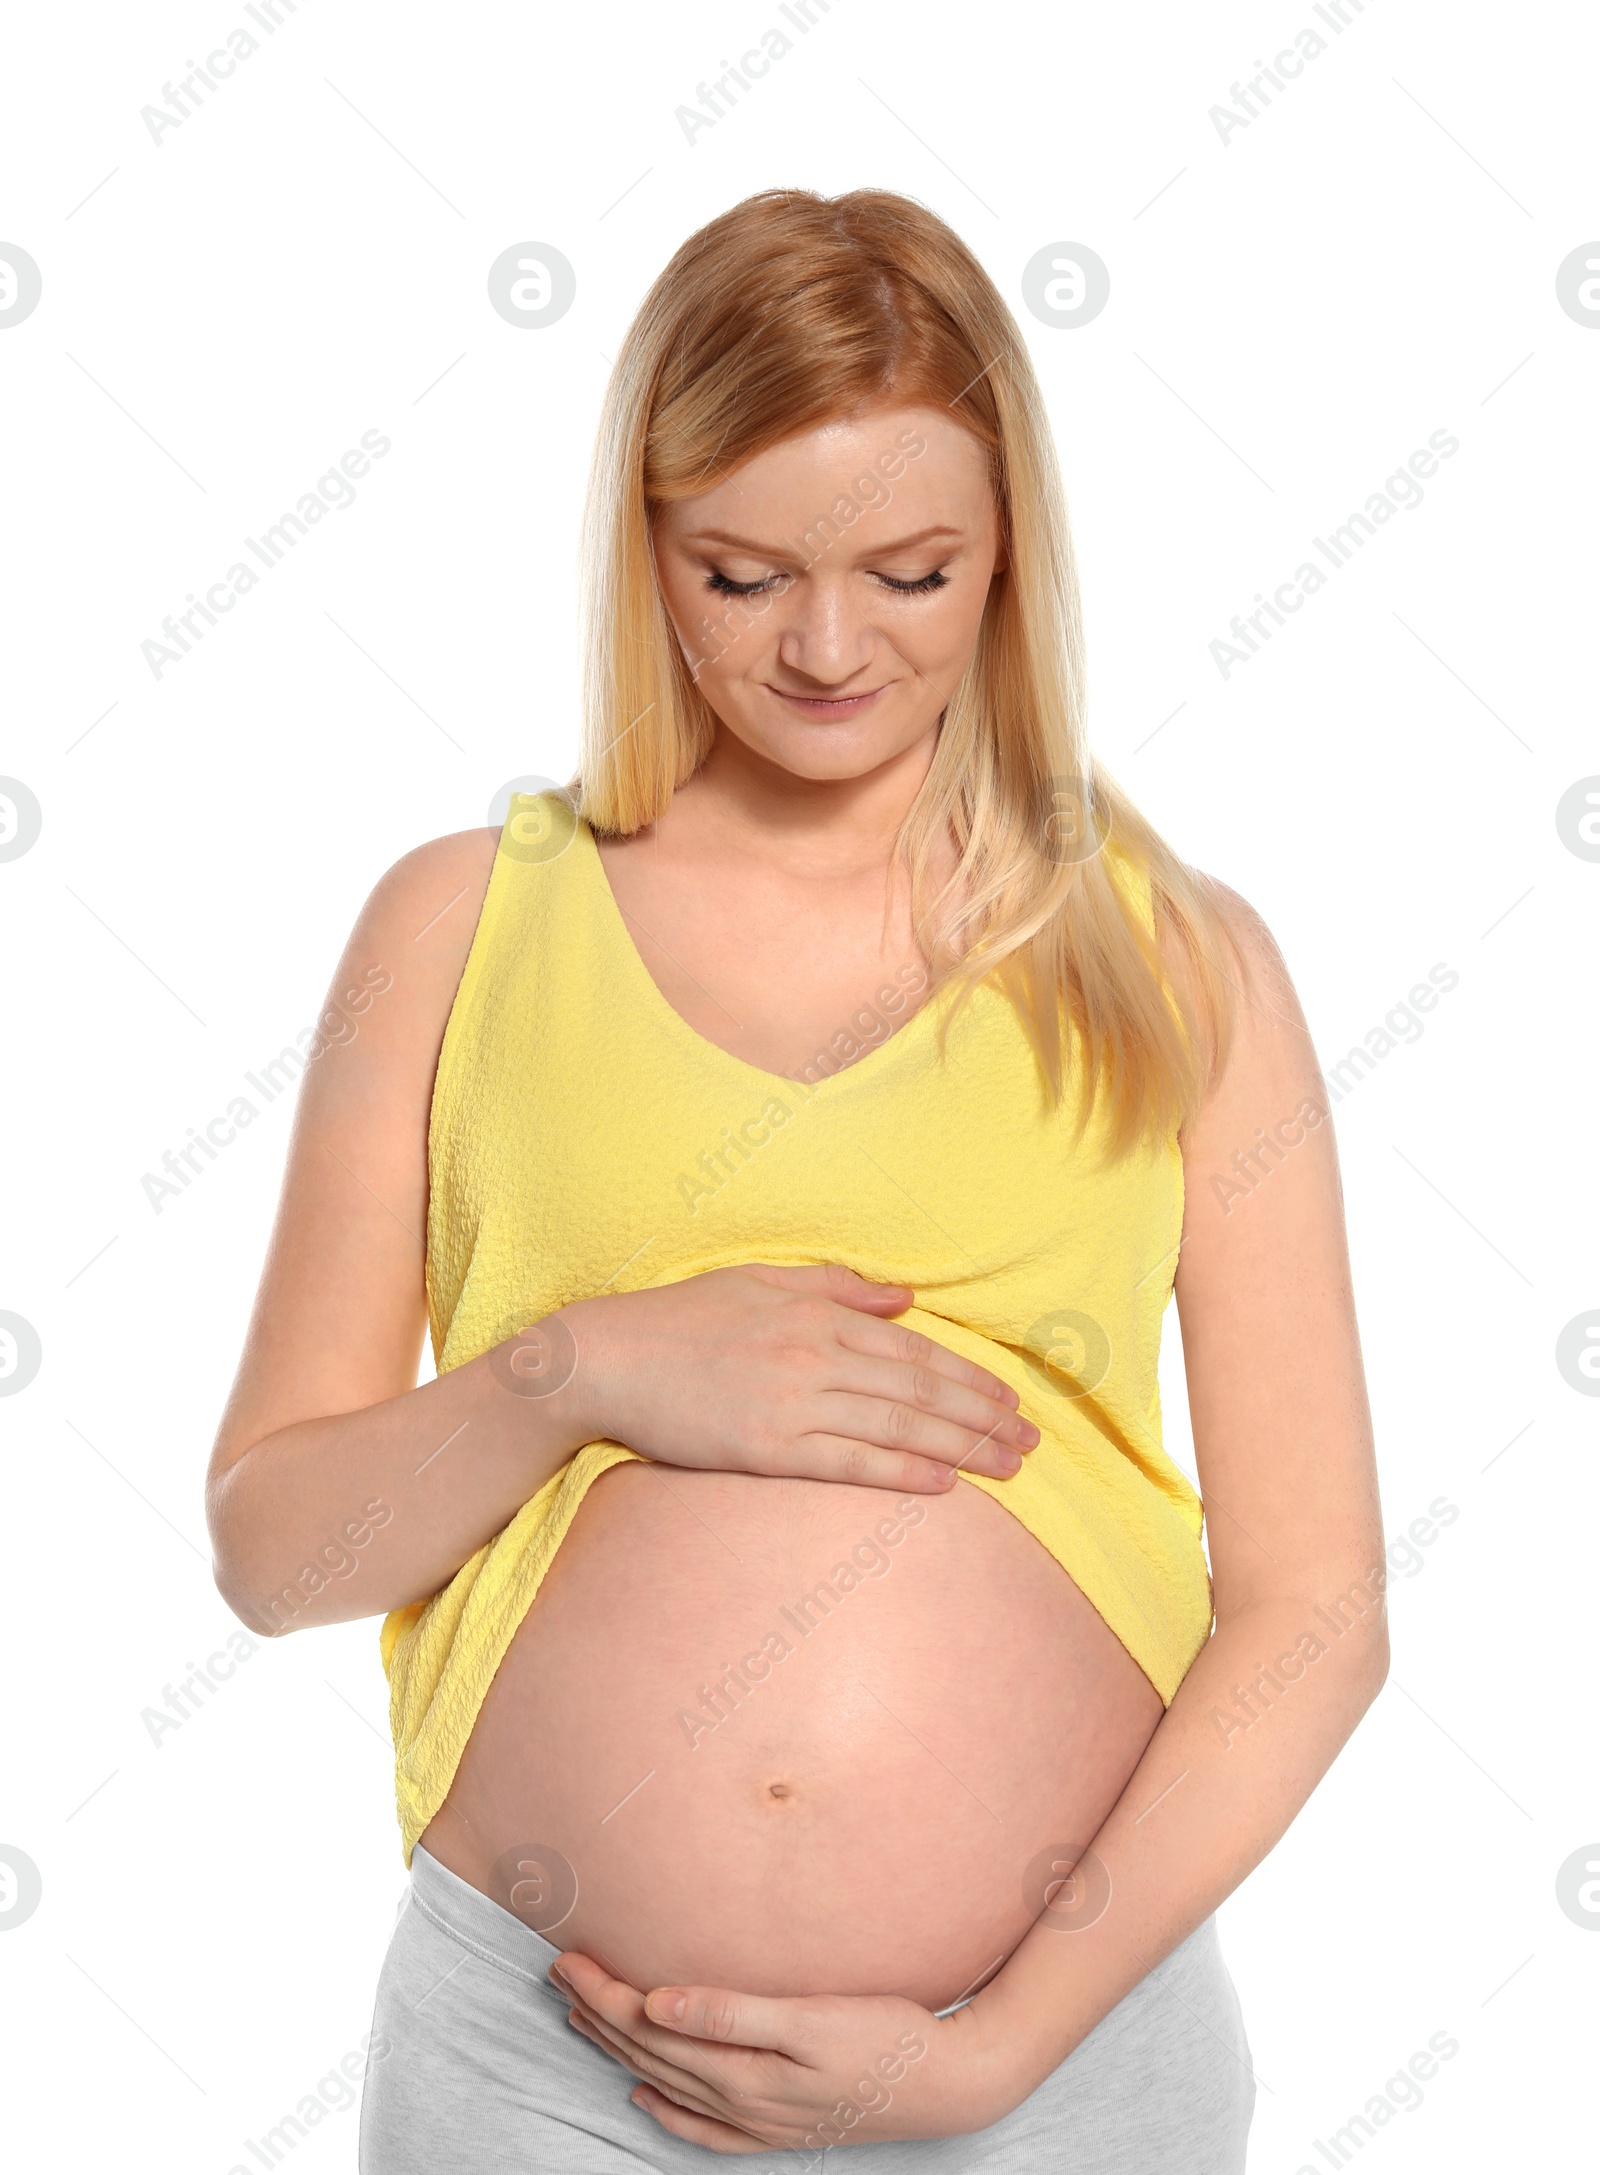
[207,189,1386,2170]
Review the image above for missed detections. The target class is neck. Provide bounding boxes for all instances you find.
[668,722,941,879]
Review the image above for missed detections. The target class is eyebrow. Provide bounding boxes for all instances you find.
[677,522,966,557]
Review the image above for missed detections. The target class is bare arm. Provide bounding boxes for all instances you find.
[203,826,605,1635]
[960,881,1387,2090]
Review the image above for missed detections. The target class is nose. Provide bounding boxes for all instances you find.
[773,574,877,687]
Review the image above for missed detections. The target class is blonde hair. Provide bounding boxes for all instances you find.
[579,187,1243,1153]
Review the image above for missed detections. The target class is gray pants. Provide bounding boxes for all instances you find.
[359,1846,1255,2172]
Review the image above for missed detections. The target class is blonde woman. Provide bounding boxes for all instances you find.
[207,190,1385,2170]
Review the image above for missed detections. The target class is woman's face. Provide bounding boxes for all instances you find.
[651,403,1005,783]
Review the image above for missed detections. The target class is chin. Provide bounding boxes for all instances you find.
[725,713,936,783]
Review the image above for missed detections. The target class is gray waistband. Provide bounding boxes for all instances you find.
[407,1845,569,1993]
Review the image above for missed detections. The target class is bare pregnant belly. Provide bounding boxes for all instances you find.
[420,1464,1162,2012]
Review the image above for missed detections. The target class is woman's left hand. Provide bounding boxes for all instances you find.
[549,1950,1031,2153]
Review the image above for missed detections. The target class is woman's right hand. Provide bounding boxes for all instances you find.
[559,1263,1039,1492]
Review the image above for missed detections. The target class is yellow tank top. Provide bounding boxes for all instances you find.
[380,796,1212,1862]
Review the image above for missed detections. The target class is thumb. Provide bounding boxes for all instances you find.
[749,1262,913,1314]
[644,1983,811,2054]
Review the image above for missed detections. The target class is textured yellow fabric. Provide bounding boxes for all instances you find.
[381,796,1212,1863]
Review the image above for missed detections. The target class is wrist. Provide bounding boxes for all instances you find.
[478,1297,620,1469]
[926,1997,1040,2133]
[962,1974,1067,2103]
[556,1292,625,1447]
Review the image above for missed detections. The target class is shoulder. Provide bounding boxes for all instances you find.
[325,827,501,1068]
[1186,872,1291,991]
[355,825,499,970]
[362,824,500,935]
[1163,872,1323,1145]
[1149,860,1298,1008]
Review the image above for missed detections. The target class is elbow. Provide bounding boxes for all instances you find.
[207,1492,379,1640]
[1309,1556,1391,1713]
[1354,1610,1390,1710]
[1369,1607,1391,1692]
[209,1537,292,1638]
[213,1560,291,1639]
[206,1474,292,1640]
[1335,1595,1389,1728]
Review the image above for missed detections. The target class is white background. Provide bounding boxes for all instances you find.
[1,2,1596,2168]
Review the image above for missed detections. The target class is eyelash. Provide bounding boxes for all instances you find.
[704,568,950,598]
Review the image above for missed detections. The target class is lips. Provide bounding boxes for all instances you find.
[769,685,885,718]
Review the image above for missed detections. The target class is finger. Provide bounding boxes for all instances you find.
[566,2010,733,2123]
[559,1977,770,2103]
[831,1356,1039,1454]
[774,1436,962,1493]
[837,1316,1023,1409]
[746,1262,913,1314]
[814,1393,1030,1480]
[555,1957,758,2069]
[563,1998,734,2112]
[824,1378,1035,1481]
[632,2082,774,2154]
[643,1983,815,2057]
[564,2007,658,2082]
[560,1995,652,2073]
[553,1954,649,2028]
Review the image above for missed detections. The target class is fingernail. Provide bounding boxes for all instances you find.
[999,1452,1022,1476]
[1019,1421,1040,1445]
[648,1990,687,2022]
[931,1465,956,1487]
[549,1966,571,1992]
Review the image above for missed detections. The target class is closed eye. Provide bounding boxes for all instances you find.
[705,569,783,597]
[704,567,950,597]
[873,569,949,594]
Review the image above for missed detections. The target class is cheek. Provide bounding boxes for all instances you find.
[901,579,992,667]
[658,567,773,677]
[655,560,708,646]
[651,538,709,639]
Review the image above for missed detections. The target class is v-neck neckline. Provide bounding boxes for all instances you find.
[576,819,946,1101]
